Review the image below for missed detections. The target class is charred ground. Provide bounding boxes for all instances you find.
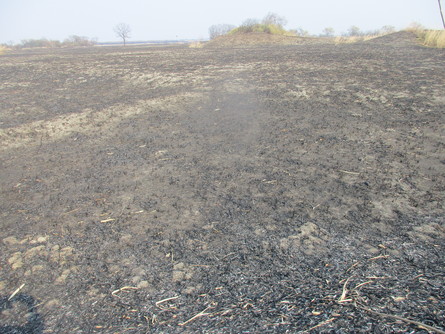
[0,36,444,333]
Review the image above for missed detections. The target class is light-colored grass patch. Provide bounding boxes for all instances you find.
[334,35,377,45]
[417,30,445,48]
[0,45,8,55]
[189,41,204,48]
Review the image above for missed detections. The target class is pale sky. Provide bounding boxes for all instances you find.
[0,0,443,43]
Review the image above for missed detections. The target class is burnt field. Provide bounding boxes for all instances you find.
[1,36,445,333]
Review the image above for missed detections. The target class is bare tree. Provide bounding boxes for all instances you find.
[241,18,259,27]
[209,24,236,39]
[262,12,287,28]
[262,13,287,28]
[347,26,362,36]
[439,0,445,29]
[321,27,335,37]
[380,25,396,34]
[114,23,131,46]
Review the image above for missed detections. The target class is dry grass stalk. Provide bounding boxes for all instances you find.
[353,281,373,290]
[8,283,25,301]
[111,286,138,296]
[338,276,353,303]
[100,218,115,223]
[305,317,336,332]
[339,170,360,175]
[155,296,179,309]
[179,306,214,326]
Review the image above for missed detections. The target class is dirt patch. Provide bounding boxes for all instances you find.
[1,39,444,333]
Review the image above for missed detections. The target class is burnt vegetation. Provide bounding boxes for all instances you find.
[0,23,445,333]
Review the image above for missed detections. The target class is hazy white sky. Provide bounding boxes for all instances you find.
[0,0,443,43]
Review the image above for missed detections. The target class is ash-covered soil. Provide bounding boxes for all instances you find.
[1,38,444,333]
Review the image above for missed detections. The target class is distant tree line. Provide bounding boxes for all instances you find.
[209,14,398,40]
[6,35,96,49]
